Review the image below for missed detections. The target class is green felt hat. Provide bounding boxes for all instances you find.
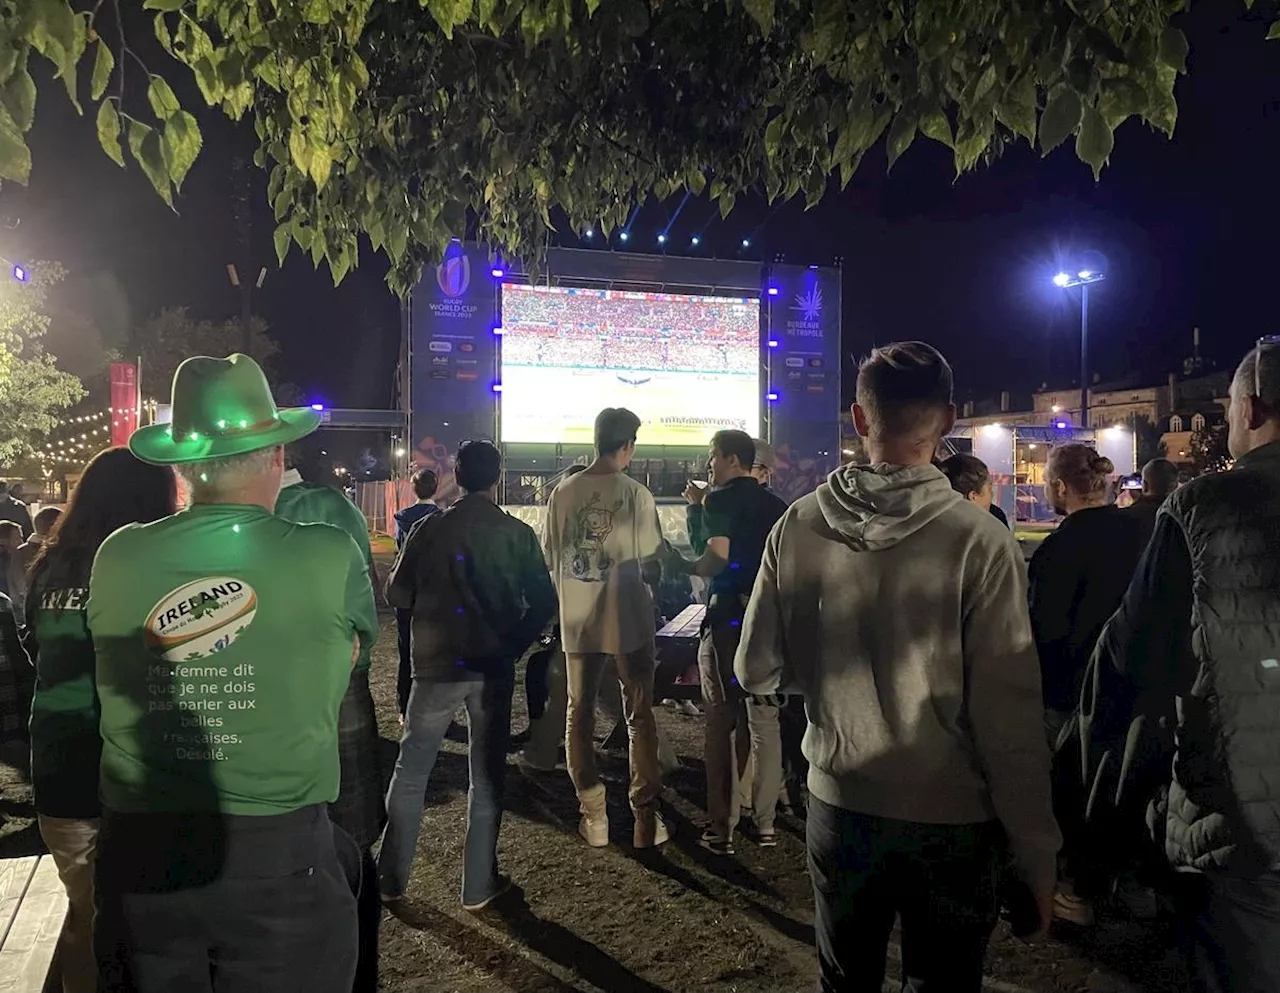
[129,353,321,465]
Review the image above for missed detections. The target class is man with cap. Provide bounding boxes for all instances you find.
[749,438,776,487]
[274,458,382,993]
[89,353,377,992]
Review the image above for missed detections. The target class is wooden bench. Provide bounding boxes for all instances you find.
[602,603,705,750]
[0,856,67,993]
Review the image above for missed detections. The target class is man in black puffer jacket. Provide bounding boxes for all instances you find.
[1095,339,1280,992]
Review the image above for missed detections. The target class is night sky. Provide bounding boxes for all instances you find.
[3,2,1277,416]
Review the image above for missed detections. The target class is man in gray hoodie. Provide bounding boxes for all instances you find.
[735,341,1059,992]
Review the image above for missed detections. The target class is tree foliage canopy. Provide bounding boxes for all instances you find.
[2,0,1275,295]
[0,262,86,466]
[131,306,300,403]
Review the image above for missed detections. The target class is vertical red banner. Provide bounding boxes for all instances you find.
[110,362,139,447]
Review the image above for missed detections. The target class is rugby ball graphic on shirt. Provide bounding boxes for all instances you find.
[145,577,258,662]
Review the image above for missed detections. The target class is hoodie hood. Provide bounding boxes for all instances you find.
[395,502,437,526]
[816,462,962,551]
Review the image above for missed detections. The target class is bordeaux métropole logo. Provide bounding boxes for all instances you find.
[436,251,471,298]
[145,577,258,663]
[786,283,825,338]
[793,286,823,322]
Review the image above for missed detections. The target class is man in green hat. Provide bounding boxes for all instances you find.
[89,353,377,992]
[274,454,383,993]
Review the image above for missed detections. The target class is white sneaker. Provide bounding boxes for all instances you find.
[633,812,670,849]
[675,700,701,717]
[579,813,609,847]
[1053,888,1096,926]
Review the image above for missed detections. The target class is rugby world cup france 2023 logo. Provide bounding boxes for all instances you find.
[436,248,471,299]
[145,577,259,663]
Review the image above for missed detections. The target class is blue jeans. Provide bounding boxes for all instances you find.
[377,666,514,906]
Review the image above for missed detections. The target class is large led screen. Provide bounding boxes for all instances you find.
[499,284,760,445]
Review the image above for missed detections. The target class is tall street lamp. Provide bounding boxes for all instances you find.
[1053,268,1106,428]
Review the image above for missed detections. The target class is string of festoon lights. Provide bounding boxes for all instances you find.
[34,409,118,463]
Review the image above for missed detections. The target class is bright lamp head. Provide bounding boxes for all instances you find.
[1052,272,1071,288]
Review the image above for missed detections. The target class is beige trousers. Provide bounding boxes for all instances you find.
[38,814,100,993]
[565,645,662,815]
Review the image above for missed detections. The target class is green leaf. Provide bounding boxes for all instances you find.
[1160,27,1189,73]
[741,0,775,34]
[1098,77,1148,129]
[192,57,221,105]
[308,143,334,188]
[0,48,18,86]
[996,76,1037,144]
[328,245,353,285]
[29,0,86,111]
[425,0,473,38]
[147,75,181,121]
[142,0,186,11]
[3,69,37,132]
[301,0,331,24]
[764,115,785,160]
[273,224,291,266]
[1038,88,1082,155]
[885,112,916,170]
[161,109,201,189]
[585,0,600,14]
[90,40,114,102]
[1146,65,1178,137]
[1267,21,1280,40]
[386,223,407,264]
[153,14,173,54]
[0,105,32,183]
[919,109,952,148]
[1075,104,1114,180]
[126,118,173,207]
[838,151,864,190]
[96,98,124,166]
[953,132,989,175]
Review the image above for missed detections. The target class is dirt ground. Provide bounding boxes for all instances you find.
[0,609,1190,993]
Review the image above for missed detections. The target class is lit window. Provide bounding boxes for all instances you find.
[1191,413,1206,432]
[1169,415,1183,432]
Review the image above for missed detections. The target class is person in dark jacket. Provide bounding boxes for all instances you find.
[0,592,28,746]
[1122,458,1178,547]
[379,441,556,910]
[0,483,34,539]
[392,469,440,717]
[1027,442,1145,925]
[1095,341,1280,992]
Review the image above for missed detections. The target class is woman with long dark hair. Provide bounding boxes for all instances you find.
[26,447,175,993]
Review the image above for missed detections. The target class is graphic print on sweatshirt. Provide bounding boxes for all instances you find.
[566,492,624,583]
[142,576,261,764]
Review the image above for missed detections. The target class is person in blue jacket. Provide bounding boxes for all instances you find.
[393,469,440,717]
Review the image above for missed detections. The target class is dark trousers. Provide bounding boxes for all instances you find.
[329,825,380,993]
[1180,870,1280,992]
[779,695,808,808]
[395,608,413,715]
[95,804,357,993]
[806,796,1002,993]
